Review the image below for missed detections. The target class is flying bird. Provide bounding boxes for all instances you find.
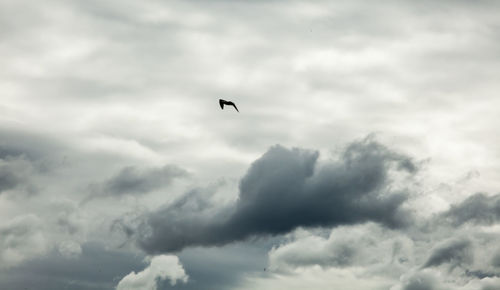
[219,99,239,112]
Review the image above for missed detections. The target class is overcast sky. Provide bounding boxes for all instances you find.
[1,0,500,289]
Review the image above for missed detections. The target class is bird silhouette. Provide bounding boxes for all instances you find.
[219,99,239,112]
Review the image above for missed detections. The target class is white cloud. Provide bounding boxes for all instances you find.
[116,255,188,290]
[269,224,413,273]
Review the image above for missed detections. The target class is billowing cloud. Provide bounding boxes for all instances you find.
[269,230,358,270]
[116,255,188,290]
[268,224,413,271]
[135,138,417,253]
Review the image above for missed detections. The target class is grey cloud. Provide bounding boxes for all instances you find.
[0,242,145,290]
[0,129,69,197]
[482,280,500,290]
[0,165,19,193]
[135,138,417,253]
[0,155,36,195]
[492,251,500,268]
[422,238,472,269]
[0,128,62,194]
[323,242,356,267]
[84,165,188,202]
[0,127,64,162]
[464,269,499,279]
[170,244,268,290]
[1,0,499,289]
[103,165,187,195]
[442,193,500,226]
[402,271,440,290]
[0,215,48,267]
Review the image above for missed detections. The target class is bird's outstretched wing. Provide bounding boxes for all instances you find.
[229,102,239,112]
[219,99,225,110]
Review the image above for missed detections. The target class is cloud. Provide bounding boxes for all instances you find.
[0,215,48,268]
[0,127,70,196]
[0,153,36,195]
[0,242,146,290]
[103,165,187,195]
[403,274,438,290]
[269,230,357,270]
[481,278,500,290]
[116,255,188,290]
[0,128,64,161]
[491,251,500,268]
[0,163,20,193]
[397,270,444,290]
[58,240,83,258]
[422,238,473,270]
[268,224,414,271]
[442,193,500,226]
[464,269,499,279]
[176,243,269,290]
[84,165,188,203]
[1,0,500,289]
[135,138,417,253]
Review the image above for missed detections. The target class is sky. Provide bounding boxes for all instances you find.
[1,0,500,289]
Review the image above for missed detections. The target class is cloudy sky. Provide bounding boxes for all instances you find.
[1,0,500,289]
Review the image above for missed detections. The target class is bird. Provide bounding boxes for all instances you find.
[219,99,239,112]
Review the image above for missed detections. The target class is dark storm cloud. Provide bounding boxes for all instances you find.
[135,138,417,253]
[422,238,472,269]
[442,193,500,226]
